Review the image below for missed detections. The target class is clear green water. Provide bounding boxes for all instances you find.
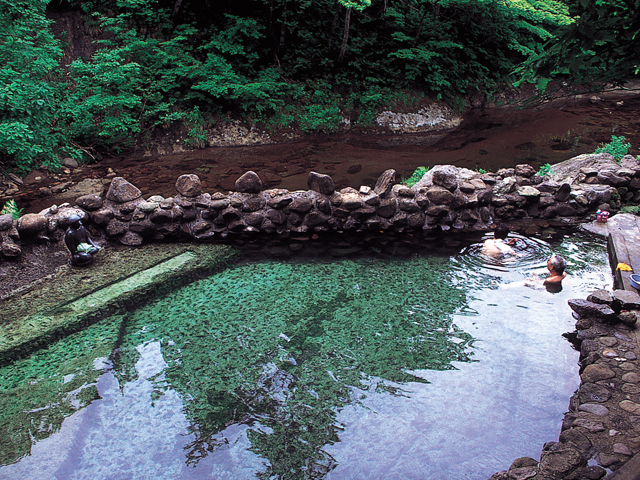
[0,232,612,480]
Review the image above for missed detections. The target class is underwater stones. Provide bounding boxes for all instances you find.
[373,169,396,197]
[175,174,202,197]
[235,171,263,193]
[106,177,142,203]
[307,171,335,195]
[75,194,103,211]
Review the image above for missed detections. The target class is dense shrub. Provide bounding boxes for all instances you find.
[0,0,585,173]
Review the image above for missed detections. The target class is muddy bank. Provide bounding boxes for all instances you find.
[2,84,640,218]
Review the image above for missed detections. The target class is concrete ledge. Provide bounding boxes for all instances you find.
[0,243,239,366]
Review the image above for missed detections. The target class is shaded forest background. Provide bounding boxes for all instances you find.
[1,0,638,174]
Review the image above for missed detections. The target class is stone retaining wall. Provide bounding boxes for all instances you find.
[1,153,639,254]
[489,290,640,480]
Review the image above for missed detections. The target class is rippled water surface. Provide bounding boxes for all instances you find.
[0,232,612,479]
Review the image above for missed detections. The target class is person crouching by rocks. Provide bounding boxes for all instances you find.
[64,215,101,266]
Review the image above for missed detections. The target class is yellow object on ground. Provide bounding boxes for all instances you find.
[617,263,633,271]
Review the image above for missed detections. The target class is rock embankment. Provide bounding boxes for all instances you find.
[1,153,639,255]
[490,289,640,480]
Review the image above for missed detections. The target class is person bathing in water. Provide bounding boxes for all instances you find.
[543,254,568,286]
[521,254,568,292]
[482,224,517,257]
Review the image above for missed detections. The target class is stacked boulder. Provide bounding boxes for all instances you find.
[1,153,640,254]
[490,289,640,480]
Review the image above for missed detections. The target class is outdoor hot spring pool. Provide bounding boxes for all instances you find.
[0,231,613,480]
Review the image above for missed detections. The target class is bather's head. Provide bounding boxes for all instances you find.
[495,224,510,240]
[547,254,567,275]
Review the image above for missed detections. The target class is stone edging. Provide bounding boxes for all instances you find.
[490,288,640,480]
[1,153,639,255]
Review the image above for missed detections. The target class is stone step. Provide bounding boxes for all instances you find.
[0,243,238,366]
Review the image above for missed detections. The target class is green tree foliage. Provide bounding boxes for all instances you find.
[517,0,640,88]
[0,0,77,173]
[1,0,575,173]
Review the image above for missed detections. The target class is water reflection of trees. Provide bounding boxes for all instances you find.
[0,318,123,466]
[0,257,475,478]
[127,257,475,478]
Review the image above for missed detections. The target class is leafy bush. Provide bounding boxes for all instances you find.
[0,0,578,173]
[0,0,78,173]
[403,166,429,187]
[1,198,24,219]
[620,205,640,215]
[594,135,631,162]
[536,163,555,176]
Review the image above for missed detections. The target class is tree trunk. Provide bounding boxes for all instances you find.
[172,0,183,19]
[276,0,288,66]
[326,6,341,52]
[337,7,352,64]
[413,3,439,47]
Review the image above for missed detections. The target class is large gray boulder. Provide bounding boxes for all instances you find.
[106,177,142,203]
